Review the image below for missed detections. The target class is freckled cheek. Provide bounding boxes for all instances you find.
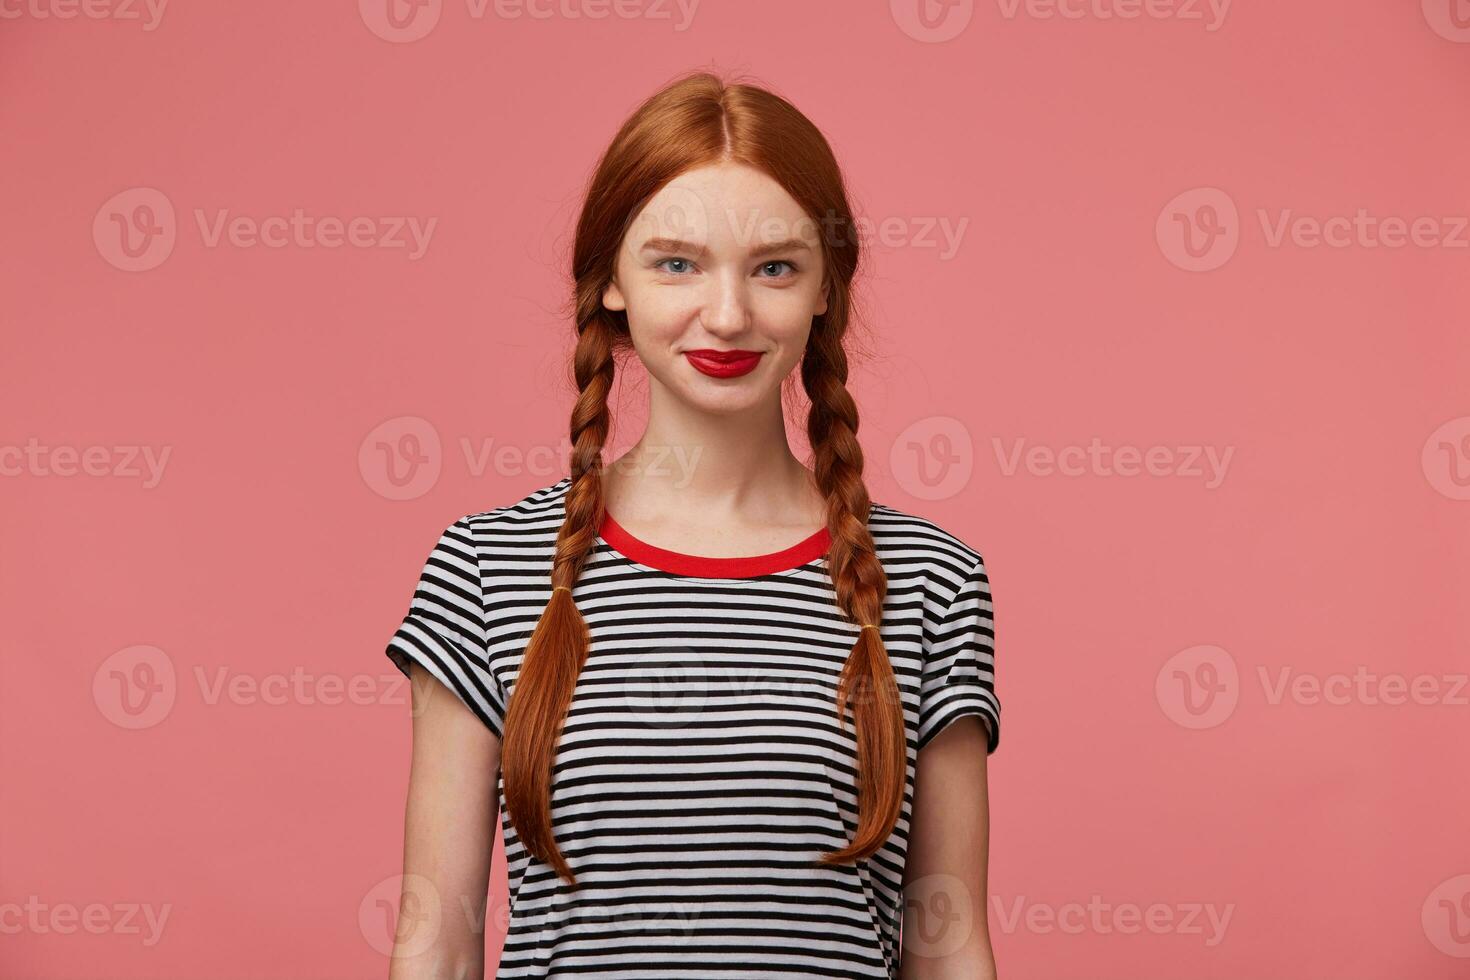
[624,288,697,340]
[755,293,819,343]
[746,286,814,321]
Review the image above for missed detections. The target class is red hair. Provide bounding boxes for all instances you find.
[499,69,901,888]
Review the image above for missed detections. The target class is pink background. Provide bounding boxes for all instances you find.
[3,1,1468,977]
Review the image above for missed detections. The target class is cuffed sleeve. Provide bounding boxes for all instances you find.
[917,554,1000,753]
[384,515,506,738]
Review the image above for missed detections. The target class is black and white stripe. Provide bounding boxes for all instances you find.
[386,476,999,978]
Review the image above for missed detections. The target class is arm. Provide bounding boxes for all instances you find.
[899,715,997,980]
[388,663,501,980]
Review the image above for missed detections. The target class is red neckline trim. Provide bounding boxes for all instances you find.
[598,511,831,578]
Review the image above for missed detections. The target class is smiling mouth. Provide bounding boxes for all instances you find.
[683,349,764,378]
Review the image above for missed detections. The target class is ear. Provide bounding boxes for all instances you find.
[814,280,829,317]
[602,278,626,312]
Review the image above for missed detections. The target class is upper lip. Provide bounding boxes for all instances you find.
[684,349,762,362]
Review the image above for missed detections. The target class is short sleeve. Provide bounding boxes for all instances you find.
[384,515,506,739]
[917,554,1000,753]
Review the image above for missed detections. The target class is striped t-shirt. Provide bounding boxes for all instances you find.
[385,476,1000,979]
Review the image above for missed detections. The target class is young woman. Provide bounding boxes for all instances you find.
[384,70,1001,980]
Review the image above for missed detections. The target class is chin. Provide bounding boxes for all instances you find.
[679,383,769,414]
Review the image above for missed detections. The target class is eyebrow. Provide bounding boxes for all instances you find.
[638,237,814,261]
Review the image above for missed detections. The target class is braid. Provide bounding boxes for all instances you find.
[498,313,620,889]
[802,318,907,866]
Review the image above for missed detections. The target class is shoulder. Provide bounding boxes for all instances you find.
[867,499,987,600]
[455,475,572,527]
[436,475,573,566]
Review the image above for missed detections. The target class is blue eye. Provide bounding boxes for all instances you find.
[655,258,797,278]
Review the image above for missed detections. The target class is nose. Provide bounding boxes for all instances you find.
[698,266,751,338]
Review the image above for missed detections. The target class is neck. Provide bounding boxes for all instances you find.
[602,384,825,528]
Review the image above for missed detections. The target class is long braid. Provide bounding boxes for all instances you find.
[803,314,907,865]
[498,313,619,889]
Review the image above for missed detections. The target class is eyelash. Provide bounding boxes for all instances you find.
[656,258,797,278]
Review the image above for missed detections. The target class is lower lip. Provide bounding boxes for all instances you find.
[684,352,763,378]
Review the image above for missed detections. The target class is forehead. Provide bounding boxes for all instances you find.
[629,162,818,250]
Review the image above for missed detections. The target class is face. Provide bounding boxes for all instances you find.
[602,161,829,414]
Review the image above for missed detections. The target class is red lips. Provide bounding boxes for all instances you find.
[684,349,763,378]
